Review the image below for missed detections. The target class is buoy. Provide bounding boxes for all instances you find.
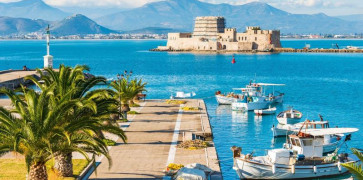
[232,55,236,64]
[291,165,295,174]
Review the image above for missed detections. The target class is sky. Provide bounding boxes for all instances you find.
[0,0,362,16]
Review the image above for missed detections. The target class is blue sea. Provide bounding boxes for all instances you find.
[1,39,363,179]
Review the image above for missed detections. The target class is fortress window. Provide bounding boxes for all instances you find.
[255,37,257,41]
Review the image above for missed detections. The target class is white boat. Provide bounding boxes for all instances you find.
[232,128,359,179]
[170,91,196,99]
[273,119,346,153]
[254,106,276,115]
[272,117,329,137]
[276,108,302,125]
[232,96,271,111]
[215,82,285,105]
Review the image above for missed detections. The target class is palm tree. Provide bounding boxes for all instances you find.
[25,65,127,177]
[110,77,146,119]
[342,148,363,180]
[0,86,80,180]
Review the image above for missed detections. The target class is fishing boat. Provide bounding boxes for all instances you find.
[272,115,328,137]
[231,96,271,111]
[215,82,285,105]
[276,108,303,125]
[170,91,196,99]
[254,106,276,115]
[273,118,345,153]
[232,128,359,179]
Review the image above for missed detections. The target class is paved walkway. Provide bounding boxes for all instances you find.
[89,99,221,180]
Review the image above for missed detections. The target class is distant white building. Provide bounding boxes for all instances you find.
[159,16,281,51]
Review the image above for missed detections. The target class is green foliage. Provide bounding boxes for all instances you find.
[127,111,139,114]
[342,148,363,180]
[129,103,140,107]
[102,139,116,146]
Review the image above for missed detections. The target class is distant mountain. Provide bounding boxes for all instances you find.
[0,0,69,21]
[96,0,363,34]
[50,14,116,36]
[0,14,115,36]
[123,27,184,34]
[335,14,363,22]
[0,16,48,35]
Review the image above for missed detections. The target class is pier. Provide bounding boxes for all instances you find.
[0,70,39,90]
[87,99,222,179]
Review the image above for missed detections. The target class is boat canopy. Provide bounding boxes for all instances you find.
[300,128,358,136]
[256,83,285,86]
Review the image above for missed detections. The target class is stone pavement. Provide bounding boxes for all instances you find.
[89,99,221,180]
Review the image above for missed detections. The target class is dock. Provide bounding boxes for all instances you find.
[0,70,39,90]
[88,99,222,179]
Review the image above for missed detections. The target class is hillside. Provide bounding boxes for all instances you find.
[96,0,363,34]
[50,14,116,36]
[0,0,69,21]
[0,16,48,35]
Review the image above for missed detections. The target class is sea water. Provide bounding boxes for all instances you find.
[1,39,362,179]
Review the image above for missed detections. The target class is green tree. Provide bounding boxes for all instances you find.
[26,65,127,177]
[109,77,146,119]
[0,86,80,180]
[342,148,363,180]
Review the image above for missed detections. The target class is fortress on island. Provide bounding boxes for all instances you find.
[156,16,281,52]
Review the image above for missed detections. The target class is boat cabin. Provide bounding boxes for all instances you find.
[287,128,358,158]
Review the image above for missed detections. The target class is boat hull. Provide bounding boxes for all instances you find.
[277,117,301,125]
[232,102,270,111]
[234,158,351,179]
[215,95,237,105]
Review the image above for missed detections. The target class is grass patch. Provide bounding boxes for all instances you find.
[127,110,139,115]
[165,100,186,104]
[177,140,209,150]
[129,103,140,107]
[0,159,88,180]
[117,119,128,122]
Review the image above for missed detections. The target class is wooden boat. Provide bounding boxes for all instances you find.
[232,128,359,179]
[276,108,303,125]
[254,106,276,115]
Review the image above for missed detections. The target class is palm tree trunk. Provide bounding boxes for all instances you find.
[54,152,73,177]
[28,162,48,180]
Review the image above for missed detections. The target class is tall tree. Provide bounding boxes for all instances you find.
[25,65,127,177]
[0,86,79,180]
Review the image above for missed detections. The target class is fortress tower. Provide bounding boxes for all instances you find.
[193,16,225,40]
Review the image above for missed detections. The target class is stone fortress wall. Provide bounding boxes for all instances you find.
[162,16,281,51]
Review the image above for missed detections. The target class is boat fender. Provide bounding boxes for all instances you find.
[313,166,317,174]
[338,161,342,172]
[291,165,295,174]
[272,164,276,174]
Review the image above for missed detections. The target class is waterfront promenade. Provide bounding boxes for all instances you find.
[0,70,38,89]
[88,99,221,179]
